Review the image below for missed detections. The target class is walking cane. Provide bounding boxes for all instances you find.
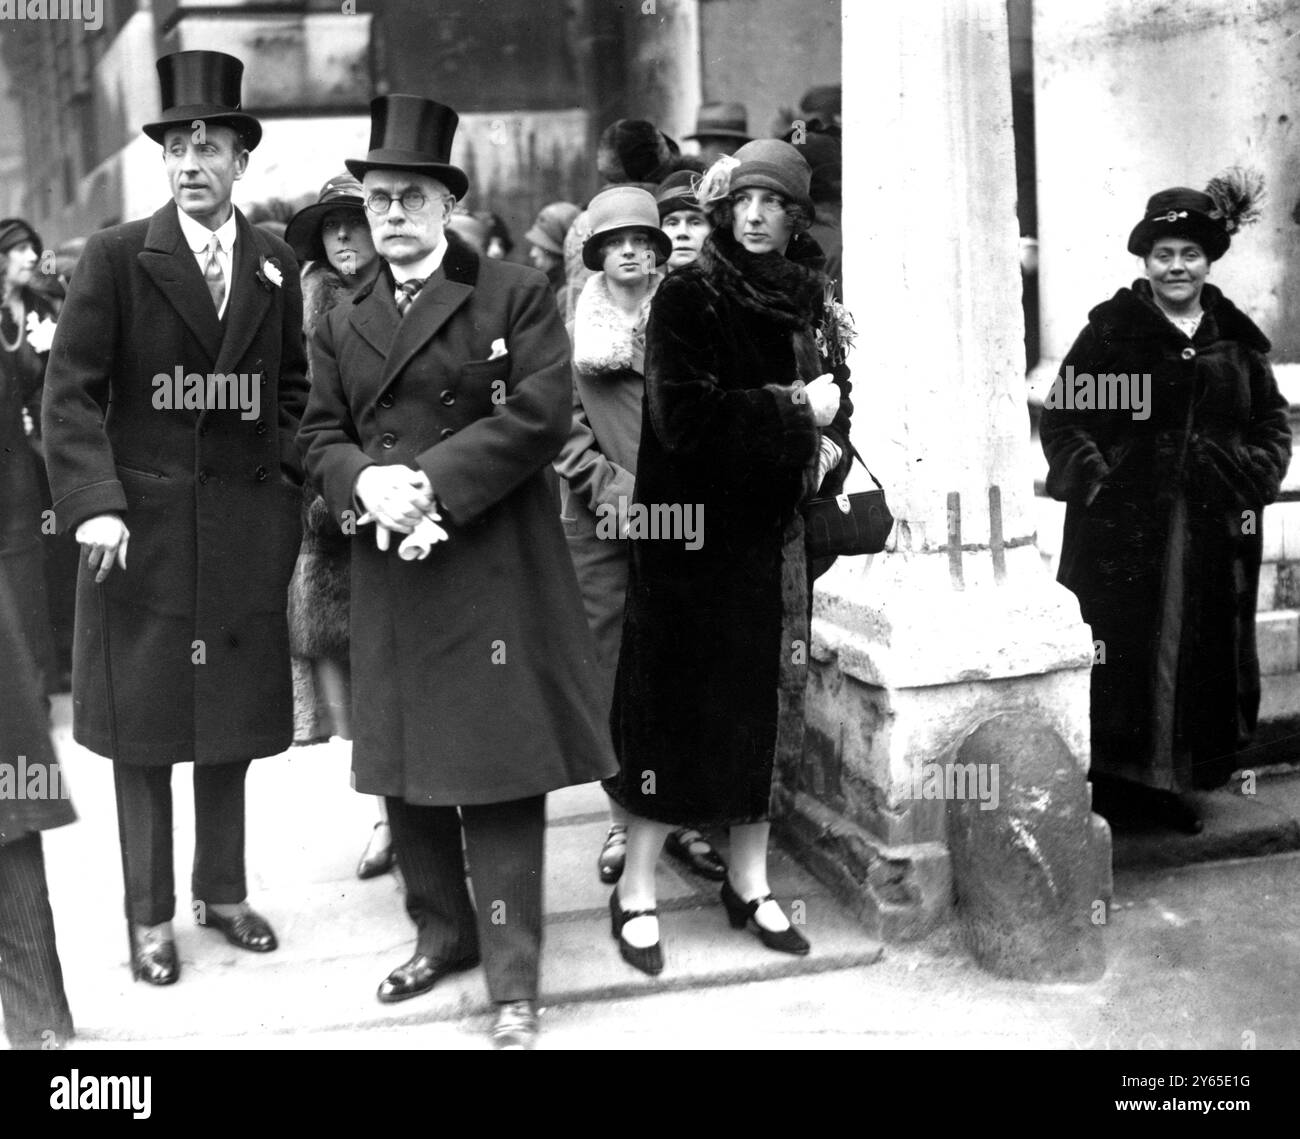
[96,579,137,981]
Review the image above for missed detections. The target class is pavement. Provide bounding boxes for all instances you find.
[21,694,1300,1050]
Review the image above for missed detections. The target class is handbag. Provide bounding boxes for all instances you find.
[803,441,894,557]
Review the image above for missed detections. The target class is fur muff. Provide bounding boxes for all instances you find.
[1042,280,1292,791]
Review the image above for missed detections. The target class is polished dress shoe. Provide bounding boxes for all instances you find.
[376,951,481,1004]
[357,821,397,880]
[720,879,810,955]
[200,905,278,953]
[597,823,627,884]
[131,926,180,986]
[664,827,728,881]
[609,888,663,975]
[491,1000,539,1049]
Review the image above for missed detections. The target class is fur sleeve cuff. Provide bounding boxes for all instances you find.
[761,383,820,469]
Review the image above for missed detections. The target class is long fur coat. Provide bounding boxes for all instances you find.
[604,226,853,826]
[1042,280,1292,791]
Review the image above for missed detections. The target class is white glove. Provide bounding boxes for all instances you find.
[398,511,451,560]
[25,312,56,354]
[805,373,839,428]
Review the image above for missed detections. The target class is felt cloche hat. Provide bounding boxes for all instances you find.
[284,173,367,263]
[581,185,672,271]
[524,202,580,254]
[727,139,814,218]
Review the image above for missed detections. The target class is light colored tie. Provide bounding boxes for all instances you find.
[203,235,226,313]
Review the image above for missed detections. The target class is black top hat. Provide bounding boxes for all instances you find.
[1126,188,1230,261]
[345,95,469,201]
[142,51,262,151]
[284,173,367,263]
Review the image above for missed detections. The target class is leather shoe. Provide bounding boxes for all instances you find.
[491,999,539,1049]
[664,828,727,881]
[200,905,278,953]
[357,821,396,880]
[377,952,480,1004]
[131,926,179,986]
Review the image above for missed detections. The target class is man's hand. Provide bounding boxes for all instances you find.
[75,514,129,583]
[354,465,435,533]
[805,373,840,428]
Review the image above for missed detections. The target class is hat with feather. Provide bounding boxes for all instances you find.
[1127,167,1265,261]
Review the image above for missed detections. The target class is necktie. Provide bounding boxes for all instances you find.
[203,235,226,313]
[395,278,426,316]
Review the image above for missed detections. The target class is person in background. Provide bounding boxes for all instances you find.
[0,218,59,699]
[787,131,843,297]
[283,173,394,880]
[478,211,515,260]
[524,201,580,303]
[447,210,488,253]
[656,169,711,272]
[1041,172,1291,834]
[684,101,751,167]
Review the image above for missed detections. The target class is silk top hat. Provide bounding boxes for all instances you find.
[582,185,672,271]
[284,173,366,263]
[345,95,469,201]
[685,102,751,143]
[142,51,262,150]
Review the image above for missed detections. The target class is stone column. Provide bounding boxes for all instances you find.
[776,0,1108,960]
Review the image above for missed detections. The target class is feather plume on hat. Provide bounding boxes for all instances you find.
[1204,166,1266,234]
[694,154,740,209]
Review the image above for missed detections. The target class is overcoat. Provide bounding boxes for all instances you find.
[41,203,308,767]
[605,227,852,826]
[299,234,617,806]
[1042,280,1292,791]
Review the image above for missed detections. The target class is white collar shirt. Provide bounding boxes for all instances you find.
[177,204,238,320]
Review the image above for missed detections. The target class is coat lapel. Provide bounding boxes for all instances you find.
[136,203,223,364]
[213,212,273,377]
[379,276,474,393]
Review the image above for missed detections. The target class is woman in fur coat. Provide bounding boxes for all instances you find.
[554,185,728,890]
[283,175,393,877]
[603,142,853,975]
[1041,172,1292,833]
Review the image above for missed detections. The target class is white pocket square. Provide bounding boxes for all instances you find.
[487,338,508,360]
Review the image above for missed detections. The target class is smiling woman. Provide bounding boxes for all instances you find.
[1041,169,1290,834]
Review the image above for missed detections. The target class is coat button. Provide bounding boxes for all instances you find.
[380,433,397,449]
[439,389,456,406]
[198,470,210,485]
[378,394,394,409]
[439,427,455,440]
[255,421,268,435]
[1181,346,1196,360]
[254,465,268,481]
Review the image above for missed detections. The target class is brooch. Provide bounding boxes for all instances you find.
[256,255,284,290]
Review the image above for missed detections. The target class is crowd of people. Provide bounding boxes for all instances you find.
[0,50,849,1051]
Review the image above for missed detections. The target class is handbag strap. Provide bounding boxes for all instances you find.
[842,439,884,492]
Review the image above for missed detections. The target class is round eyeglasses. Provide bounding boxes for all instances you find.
[365,190,437,214]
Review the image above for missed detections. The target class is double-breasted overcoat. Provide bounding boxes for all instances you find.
[299,233,616,806]
[41,203,308,767]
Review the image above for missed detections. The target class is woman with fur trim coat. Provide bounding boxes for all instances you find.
[554,185,728,890]
[1042,172,1291,833]
[283,176,392,877]
[603,142,853,975]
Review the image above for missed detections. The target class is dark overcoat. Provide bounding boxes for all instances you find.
[605,228,853,826]
[298,235,617,806]
[1042,280,1292,791]
[41,203,308,767]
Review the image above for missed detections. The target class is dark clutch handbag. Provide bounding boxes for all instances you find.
[803,442,894,557]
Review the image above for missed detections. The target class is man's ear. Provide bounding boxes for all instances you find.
[233,149,250,182]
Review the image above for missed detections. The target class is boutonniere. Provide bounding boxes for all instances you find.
[256,255,284,290]
[814,283,857,366]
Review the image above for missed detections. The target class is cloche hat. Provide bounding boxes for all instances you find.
[581,185,672,271]
[284,173,366,263]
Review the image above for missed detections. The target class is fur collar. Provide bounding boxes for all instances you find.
[1089,280,1271,353]
[695,225,828,328]
[572,270,658,375]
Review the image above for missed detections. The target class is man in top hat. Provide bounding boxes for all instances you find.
[41,50,308,985]
[298,94,615,1050]
[684,101,752,167]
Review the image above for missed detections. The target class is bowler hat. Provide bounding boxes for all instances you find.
[1127,187,1231,261]
[524,202,580,255]
[346,95,469,201]
[582,185,672,271]
[284,173,367,263]
[728,139,814,218]
[685,102,751,143]
[142,51,262,151]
